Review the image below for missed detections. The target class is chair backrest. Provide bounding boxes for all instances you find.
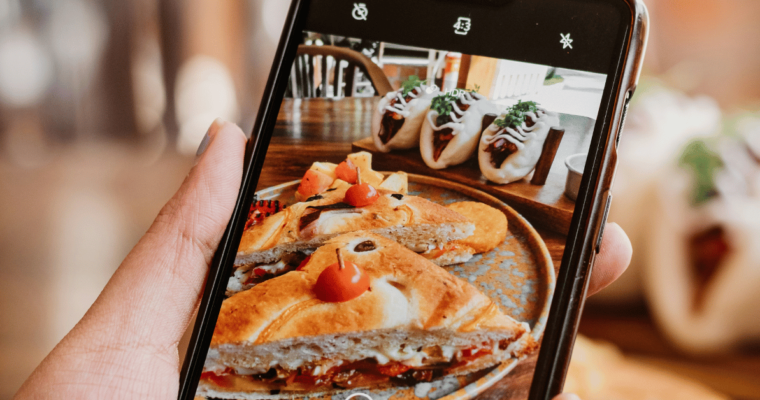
[288,45,393,99]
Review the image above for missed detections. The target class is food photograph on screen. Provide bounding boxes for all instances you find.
[196,31,608,399]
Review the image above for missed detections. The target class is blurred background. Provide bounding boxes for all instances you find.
[1,0,760,399]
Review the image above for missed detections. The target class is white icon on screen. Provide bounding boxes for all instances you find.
[560,33,573,49]
[352,3,368,21]
[453,17,471,35]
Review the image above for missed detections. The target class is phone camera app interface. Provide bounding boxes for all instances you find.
[194,0,625,398]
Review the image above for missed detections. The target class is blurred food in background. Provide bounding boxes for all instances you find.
[565,336,729,400]
[2,0,760,399]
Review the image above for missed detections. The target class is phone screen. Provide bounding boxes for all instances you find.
[192,0,631,399]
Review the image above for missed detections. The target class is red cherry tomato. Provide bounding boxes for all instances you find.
[297,169,334,198]
[344,183,380,207]
[296,255,312,271]
[335,159,358,184]
[315,260,370,302]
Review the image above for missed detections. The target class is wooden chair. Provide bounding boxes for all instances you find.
[288,45,393,99]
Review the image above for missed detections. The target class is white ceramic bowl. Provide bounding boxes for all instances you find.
[564,153,587,201]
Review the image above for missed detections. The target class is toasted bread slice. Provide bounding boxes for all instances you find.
[200,233,534,399]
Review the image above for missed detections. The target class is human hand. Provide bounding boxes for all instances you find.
[13,119,631,399]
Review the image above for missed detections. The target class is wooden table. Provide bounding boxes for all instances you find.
[261,97,568,400]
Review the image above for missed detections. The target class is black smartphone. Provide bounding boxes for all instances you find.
[179,1,648,399]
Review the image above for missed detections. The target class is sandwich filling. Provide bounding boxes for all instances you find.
[377,78,434,145]
[428,91,492,161]
[201,339,521,393]
[228,251,312,294]
[228,241,470,295]
[482,102,548,169]
[231,193,477,294]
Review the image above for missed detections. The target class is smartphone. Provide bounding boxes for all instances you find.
[179,1,648,399]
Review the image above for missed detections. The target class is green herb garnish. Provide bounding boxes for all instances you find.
[400,75,426,96]
[679,139,723,206]
[431,92,460,125]
[494,100,540,129]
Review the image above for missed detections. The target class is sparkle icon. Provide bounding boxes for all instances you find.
[560,33,573,49]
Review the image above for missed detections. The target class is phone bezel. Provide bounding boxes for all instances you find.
[528,1,648,399]
[177,1,648,399]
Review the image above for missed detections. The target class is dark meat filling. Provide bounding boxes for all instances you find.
[484,114,536,169]
[484,137,519,169]
[432,99,470,161]
[689,226,731,311]
[378,93,415,144]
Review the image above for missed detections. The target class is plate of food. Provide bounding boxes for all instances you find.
[197,152,555,400]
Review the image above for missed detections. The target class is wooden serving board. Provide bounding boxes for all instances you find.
[352,114,596,234]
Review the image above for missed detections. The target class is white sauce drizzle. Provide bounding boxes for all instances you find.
[426,91,487,135]
[480,107,548,150]
[380,83,436,118]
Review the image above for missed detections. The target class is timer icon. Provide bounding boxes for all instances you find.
[352,3,368,21]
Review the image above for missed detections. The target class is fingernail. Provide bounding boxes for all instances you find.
[195,118,225,161]
[195,132,211,158]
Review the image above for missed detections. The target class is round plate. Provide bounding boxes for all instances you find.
[243,174,555,400]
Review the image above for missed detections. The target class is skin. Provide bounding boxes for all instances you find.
[12,120,631,400]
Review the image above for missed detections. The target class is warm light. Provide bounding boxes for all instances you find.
[175,55,239,154]
[0,30,52,107]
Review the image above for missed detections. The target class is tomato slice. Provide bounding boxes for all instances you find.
[200,369,234,388]
[335,159,358,184]
[297,169,334,199]
[459,347,493,362]
[376,362,413,377]
[296,255,312,271]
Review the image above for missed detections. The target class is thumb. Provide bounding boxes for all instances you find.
[73,119,247,349]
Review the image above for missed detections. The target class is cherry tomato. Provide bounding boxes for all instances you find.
[315,260,370,303]
[344,183,380,207]
[297,169,334,198]
[335,159,358,184]
[296,255,312,271]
